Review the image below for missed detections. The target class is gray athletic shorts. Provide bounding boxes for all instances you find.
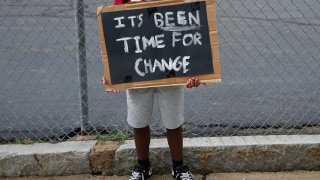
[126,86,184,129]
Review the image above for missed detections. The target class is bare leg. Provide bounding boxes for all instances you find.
[134,126,151,161]
[167,126,183,161]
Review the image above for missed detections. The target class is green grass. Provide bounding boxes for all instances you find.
[182,126,190,137]
[94,131,129,144]
[12,137,42,144]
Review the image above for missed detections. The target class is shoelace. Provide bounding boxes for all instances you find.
[129,171,142,180]
[180,172,193,180]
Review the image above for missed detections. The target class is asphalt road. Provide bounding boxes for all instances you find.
[0,0,319,141]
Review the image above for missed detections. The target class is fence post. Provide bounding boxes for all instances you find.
[74,0,89,135]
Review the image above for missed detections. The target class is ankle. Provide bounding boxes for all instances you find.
[138,159,150,168]
[172,159,183,169]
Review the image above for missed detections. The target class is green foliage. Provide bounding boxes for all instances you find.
[13,137,42,144]
[94,131,129,144]
[182,126,190,137]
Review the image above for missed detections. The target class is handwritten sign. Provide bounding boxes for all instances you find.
[97,0,221,90]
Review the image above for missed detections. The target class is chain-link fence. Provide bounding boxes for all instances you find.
[0,0,319,142]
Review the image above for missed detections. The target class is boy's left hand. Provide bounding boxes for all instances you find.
[186,78,207,88]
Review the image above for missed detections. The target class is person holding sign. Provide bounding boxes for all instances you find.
[102,0,208,180]
[103,77,205,180]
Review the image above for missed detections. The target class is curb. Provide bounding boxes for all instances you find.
[1,135,320,177]
[0,141,97,177]
[111,135,320,175]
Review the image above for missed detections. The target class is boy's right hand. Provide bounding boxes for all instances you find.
[102,77,120,93]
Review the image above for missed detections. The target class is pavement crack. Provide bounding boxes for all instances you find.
[34,154,43,168]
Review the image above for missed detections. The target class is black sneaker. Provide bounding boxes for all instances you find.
[172,165,194,180]
[129,164,152,180]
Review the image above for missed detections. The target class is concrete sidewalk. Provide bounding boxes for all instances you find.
[2,171,320,180]
[1,135,320,178]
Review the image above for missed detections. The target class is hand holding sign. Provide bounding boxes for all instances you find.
[102,77,120,93]
[186,77,207,88]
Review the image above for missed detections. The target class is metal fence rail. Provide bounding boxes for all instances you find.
[0,0,319,142]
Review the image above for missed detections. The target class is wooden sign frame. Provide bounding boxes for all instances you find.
[97,0,220,90]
